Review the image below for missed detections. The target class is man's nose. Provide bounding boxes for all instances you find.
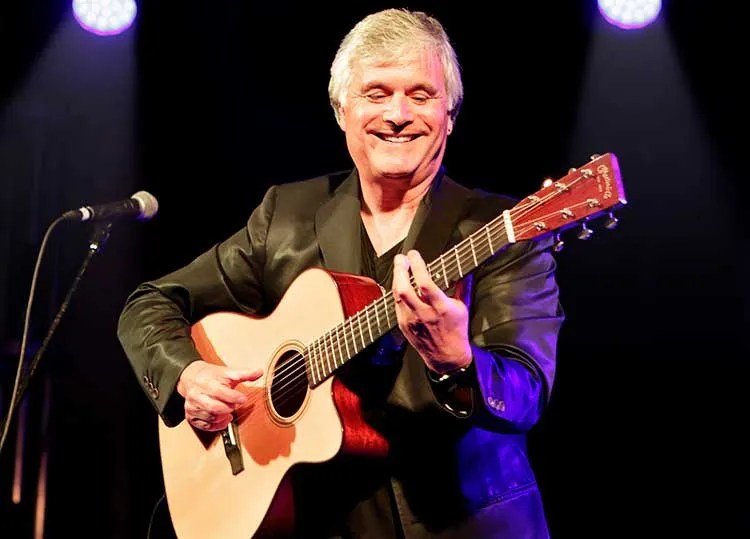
[382,94,414,125]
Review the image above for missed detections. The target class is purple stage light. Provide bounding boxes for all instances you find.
[73,0,137,36]
[598,0,661,30]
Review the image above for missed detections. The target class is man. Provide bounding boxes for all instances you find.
[118,8,563,538]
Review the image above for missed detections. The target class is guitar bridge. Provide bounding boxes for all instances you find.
[221,421,244,475]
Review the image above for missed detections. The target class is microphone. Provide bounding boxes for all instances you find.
[62,191,159,222]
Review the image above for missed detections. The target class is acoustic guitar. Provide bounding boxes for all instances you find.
[157,152,626,539]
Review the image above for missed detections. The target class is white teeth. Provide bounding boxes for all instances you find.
[383,136,412,143]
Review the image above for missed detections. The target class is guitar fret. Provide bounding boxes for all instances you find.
[365,307,374,343]
[308,340,315,385]
[357,314,366,350]
[485,224,494,254]
[469,236,478,268]
[324,331,334,376]
[454,245,463,278]
[384,297,392,327]
[440,256,449,288]
[312,339,323,384]
[350,318,359,353]
[334,327,343,368]
[320,339,327,381]
[374,300,382,333]
[342,320,352,359]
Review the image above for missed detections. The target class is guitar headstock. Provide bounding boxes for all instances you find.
[511,152,627,247]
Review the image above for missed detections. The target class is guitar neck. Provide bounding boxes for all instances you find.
[306,213,512,386]
[305,152,628,387]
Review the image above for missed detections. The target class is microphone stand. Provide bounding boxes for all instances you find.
[0,219,113,539]
[12,221,113,407]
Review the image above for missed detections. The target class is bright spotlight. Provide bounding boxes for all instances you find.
[73,0,137,36]
[598,0,661,30]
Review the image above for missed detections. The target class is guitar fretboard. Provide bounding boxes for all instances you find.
[305,211,513,387]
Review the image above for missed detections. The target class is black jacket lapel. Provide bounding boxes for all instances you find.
[403,171,471,265]
[315,168,471,277]
[315,170,362,275]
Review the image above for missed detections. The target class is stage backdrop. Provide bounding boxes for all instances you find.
[1,2,747,538]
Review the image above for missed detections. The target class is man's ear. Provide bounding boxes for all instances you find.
[447,116,454,135]
[338,107,347,131]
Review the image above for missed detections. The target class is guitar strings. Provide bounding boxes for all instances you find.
[251,189,596,414]
[233,175,598,420]
[263,174,592,395]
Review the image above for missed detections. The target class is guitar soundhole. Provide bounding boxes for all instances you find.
[269,349,309,420]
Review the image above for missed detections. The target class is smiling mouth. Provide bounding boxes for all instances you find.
[376,134,418,143]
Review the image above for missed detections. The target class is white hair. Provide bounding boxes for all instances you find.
[328,8,464,126]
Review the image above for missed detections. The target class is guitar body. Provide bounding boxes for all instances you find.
[158,268,385,539]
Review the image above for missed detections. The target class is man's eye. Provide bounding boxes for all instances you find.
[411,95,429,104]
[366,93,388,102]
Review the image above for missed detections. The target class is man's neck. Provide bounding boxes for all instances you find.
[359,174,434,216]
[359,173,435,256]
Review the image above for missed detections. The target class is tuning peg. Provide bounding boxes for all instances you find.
[542,177,554,188]
[589,153,601,161]
[604,212,619,230]
[577,222,594,240]
[568,167,577,174]
[553,233,564,252]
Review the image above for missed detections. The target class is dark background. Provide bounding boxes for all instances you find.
[1,1,747,538]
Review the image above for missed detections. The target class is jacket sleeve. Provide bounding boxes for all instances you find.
[428,236,564,433]
[116,186,277,426]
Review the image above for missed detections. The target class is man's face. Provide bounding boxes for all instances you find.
[338,48,453,187]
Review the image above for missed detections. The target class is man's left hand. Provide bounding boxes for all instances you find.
[392,250,473,374]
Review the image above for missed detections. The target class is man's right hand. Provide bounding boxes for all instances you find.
[176,361,263,431]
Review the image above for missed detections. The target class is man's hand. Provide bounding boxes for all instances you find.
[177,361,263,431]
[392,250,472,374]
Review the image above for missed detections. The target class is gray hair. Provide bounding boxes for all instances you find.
[328,8,464,126]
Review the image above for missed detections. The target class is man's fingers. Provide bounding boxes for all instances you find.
[217,368,263,403]
[188,393,234,416]
[209,384,250,407]
[184,366,261,409]
[393,254,419,309]
[225,368,263,386]
[405,250,440,304]
[189,412,233,432]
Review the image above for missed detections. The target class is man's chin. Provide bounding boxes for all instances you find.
[380,171,413,179]
[375,163,418,179]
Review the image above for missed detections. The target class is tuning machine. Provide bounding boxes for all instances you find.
[577,221,594,240]
[552,233,564,252]
[604,212,619,230]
